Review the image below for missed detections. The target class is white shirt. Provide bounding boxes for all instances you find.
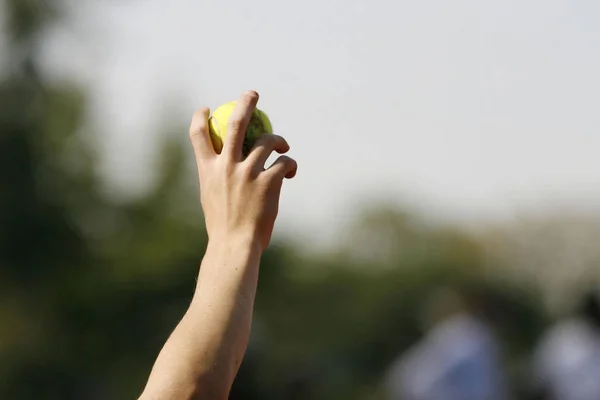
[386,313,507,400]
[533,318,600,400]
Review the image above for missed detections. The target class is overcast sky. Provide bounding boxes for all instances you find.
[40,0,600,247]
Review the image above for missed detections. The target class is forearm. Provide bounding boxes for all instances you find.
[140,234,262,400]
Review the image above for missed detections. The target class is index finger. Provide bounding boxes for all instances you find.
[223,90,259,161]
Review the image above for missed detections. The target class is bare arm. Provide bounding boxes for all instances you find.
[139,236,262,400]
[139,91,297,400]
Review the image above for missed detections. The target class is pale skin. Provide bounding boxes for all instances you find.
[139,91,297,400]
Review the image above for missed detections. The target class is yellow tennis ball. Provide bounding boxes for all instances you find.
[208,101,273,156]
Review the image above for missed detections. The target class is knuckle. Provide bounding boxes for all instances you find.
[254,134,280,151]
[189,127,200,139]
[270,133,284,143]
[240,164,256,179]
[260,133,277,147]
[222,159,237,176]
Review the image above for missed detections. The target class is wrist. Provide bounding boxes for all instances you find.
[207,230,263,255]
[193,231,263,303]
[207,227,264,254]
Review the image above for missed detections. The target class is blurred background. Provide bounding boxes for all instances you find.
[2,0,600,399]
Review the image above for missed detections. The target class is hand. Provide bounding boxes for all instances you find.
[189,91,297,250]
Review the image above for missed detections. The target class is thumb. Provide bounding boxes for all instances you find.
[189,107,216,161]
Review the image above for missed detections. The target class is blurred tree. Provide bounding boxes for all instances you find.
[482,214,600,314]
[0,1,208,398]
[248,206,548,399]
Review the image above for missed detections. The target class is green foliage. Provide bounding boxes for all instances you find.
[4,0,60,45]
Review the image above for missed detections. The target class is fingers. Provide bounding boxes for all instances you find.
[189,107,215,160]
[245,134,290,170]
[223,91,259,160]
[265,155,298,180]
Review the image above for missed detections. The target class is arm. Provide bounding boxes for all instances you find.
[139,91,297,400]
[140,237,261,400]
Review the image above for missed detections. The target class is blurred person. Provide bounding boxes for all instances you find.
[530,289,600,400]
[138,90,297,400]
[384,288,507,400]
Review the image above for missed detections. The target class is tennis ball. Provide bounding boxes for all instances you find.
[208,101,273,156]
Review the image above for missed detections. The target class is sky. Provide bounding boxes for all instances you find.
[39,0,600,247]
